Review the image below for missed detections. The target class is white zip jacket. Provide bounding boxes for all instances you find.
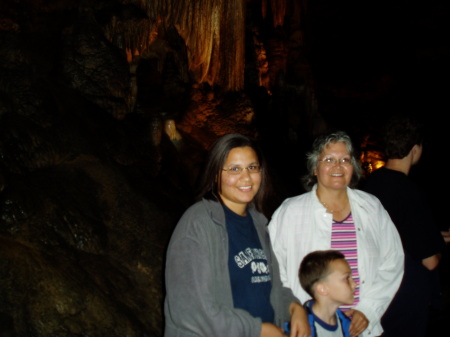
[268,185,404,337]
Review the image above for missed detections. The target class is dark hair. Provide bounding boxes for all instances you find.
[195,133,269,213]
[299,250,346,298]
[383,114,424,159]
[301,131,362,191]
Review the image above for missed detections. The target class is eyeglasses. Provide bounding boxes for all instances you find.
[319,157,352,166]
[222,165,261,175]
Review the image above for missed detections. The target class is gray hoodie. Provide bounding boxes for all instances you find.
[164,198,299,337]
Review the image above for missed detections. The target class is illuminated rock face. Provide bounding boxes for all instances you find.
[0,1,307,335]
[1,1,447,336]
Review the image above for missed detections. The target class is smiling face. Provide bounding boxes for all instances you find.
[219,146,261,215]
[314,141,353,192]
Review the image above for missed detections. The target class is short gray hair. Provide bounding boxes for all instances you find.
[301,131,362,191]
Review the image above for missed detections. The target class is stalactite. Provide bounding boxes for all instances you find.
[259,0,287,27]
[217,0,245,90]
[167,0,219,86]
[270,0,287,27]
[164,0,246,91]
[261,0,268,20]
[102,8,156,62]
[103,0,302,91]
[104,0,246,91]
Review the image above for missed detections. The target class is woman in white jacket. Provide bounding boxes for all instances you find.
[268,131,404,337]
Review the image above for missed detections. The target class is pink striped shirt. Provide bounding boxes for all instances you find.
[331,213,360,311]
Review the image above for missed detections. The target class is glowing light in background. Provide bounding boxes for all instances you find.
[359,134,385,178]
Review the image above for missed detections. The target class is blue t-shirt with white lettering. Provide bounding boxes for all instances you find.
[223,204,274,323]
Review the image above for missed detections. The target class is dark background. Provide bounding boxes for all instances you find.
[307,0,448,220]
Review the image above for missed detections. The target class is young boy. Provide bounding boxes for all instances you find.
[298,250,356,337]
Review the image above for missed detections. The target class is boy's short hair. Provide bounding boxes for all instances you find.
[299,250,346,298]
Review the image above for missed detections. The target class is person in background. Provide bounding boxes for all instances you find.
[163,133,310,337]
[268,130,404,337]
[298,250,355,337]
[362,114,447,337]
[443,231,450,243]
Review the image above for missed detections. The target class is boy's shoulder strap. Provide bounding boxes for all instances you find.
[336,309,352,337]
[304,300,317,337]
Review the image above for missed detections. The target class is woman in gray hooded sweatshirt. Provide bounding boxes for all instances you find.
[164,133,310,337]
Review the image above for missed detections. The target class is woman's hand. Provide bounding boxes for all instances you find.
[287,302,311,337]
[344,309,368,337]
